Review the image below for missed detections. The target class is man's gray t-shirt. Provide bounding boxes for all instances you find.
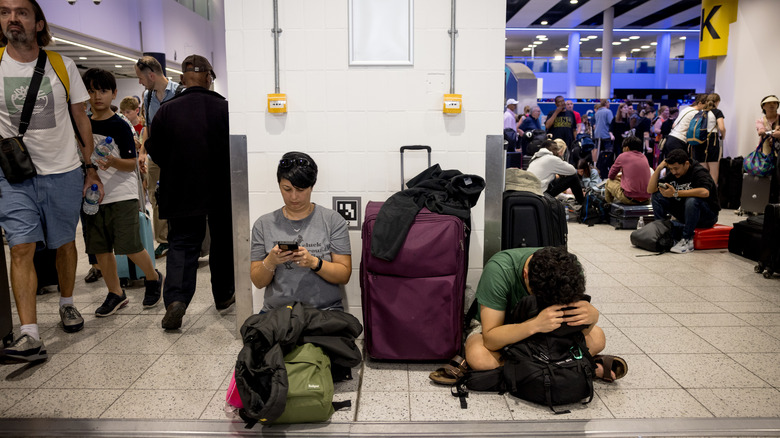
[250,204,351,311]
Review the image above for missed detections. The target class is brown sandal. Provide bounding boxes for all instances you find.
[429,355,468,385]
[593,354,628,382]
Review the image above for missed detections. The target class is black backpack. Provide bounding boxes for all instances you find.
[523,129,548,156]
[578,193,609,226]
[630,219,674,254]
[454,295,595,414]
[504,128,519,152]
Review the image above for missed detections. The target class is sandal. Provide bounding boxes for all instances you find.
[593,354,628,383]
[429,355,468,385]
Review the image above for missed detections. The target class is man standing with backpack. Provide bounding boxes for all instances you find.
[463,247,627,383]
[665,94,716,156]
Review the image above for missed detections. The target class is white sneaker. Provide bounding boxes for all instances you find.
[670,238,694,254]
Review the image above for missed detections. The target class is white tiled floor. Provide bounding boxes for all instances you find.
[1,212,780,430]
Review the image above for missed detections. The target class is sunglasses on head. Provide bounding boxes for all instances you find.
[136,60,152,71]
[279,158,311,169]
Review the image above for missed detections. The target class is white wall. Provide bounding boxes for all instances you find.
[225,0,506,317]
[715,0,778,158]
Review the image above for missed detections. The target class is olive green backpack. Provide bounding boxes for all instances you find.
[273,343,335,424]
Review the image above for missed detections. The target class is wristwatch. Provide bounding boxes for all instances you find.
[673,189,679,199]
[83,163,98,171]
[311,257,324,272]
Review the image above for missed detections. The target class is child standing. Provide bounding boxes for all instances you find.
[82,68,163,316]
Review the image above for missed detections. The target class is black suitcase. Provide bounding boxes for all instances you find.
[609,203,654,230]
[1,241,14,347]
[33,248,58,294]
[728,216,764,262]
[502,191,567,249]
[740,174,771,215]
[756,203,780,278]
[718,156,743,209]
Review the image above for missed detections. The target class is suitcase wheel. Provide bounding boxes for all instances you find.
[763,270,774,279]
[755,263,764,274]
[2,331,13,348]
[120,278,130,288]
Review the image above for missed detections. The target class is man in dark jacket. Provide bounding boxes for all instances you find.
[648,149,719,254]
[145,54,234,329]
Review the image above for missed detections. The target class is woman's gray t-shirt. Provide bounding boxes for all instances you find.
[250,204,351,311]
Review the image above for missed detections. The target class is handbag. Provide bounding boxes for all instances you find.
[0,50,48,184]
[743,136,776,177]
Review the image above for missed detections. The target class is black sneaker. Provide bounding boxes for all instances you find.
[143,270,164,309]
[161,301,187,330]
[84,267,102,283]
[59,304,84,333]
[95,291,129,317]
[2,334,48,363]
[154,243,169,259]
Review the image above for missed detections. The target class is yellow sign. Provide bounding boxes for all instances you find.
[699,0,738,58]
[443,94,462,114]
[267,93,287,113]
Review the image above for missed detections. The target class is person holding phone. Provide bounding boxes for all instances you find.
[250,152,352,311]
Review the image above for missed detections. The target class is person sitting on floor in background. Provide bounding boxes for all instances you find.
[605,136,651,205]
[577,159,602,193]
[250,152,352,312]
[648,148,720,254]
[429,246,626,385]
[527,139,585,205]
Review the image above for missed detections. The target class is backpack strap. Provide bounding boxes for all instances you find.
[44,50,70,103]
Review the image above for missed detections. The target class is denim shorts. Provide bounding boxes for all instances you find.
[0,167,83,249]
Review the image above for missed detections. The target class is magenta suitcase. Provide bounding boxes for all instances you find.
[360,201,466,360]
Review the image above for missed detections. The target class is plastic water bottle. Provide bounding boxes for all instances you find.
[83,184,99,215]
[91,136,114,163]
[637,216,645,229]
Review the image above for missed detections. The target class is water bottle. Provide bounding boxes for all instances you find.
[637,216,645,229]
[91,136,114,163]
[83,184,100,215]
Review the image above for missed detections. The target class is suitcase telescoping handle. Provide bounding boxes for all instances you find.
[400,145,431,190]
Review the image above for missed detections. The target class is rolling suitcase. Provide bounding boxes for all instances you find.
[718,157,743,209]
[502,191,567,249]
[1,242,13,347]
[609,203,654,230]
[728,216,764,262]
[756,203,780,278]
[693,224,732,250]
[116,165,155,287]
[740,174,770,215]
[360,146,467,360]
[361,201,466,360]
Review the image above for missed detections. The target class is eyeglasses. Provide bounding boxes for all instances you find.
[279,158,311,169]
[136,60,152,71]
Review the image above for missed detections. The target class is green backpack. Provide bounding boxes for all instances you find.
[273,343,334,424]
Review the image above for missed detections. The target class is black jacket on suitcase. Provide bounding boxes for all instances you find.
[502,191,567,249]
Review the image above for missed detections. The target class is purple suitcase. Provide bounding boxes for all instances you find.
[360,201,466,360]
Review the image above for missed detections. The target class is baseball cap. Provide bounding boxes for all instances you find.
[505,168,542,195]
[182,54,216,79]
[506,98,519,106]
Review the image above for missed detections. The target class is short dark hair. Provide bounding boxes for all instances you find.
[669,107,680,116]
[541,139,558,152]
[277,151,318,188]
[623,136,642,152]
[527,247,586,308]
[665,148,690,165]
[0,0,51,47]
[82,68,117,92]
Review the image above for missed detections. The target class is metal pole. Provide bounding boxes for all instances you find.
[448,0,457,94]
[272,0,282,94]
[229,135,252,337]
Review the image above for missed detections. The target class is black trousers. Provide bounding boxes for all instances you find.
[546,174,585,203]
[163,211,234,308]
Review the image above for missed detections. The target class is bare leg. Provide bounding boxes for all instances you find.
[10,243,37,325]
[95,253,122,295]
[126,250,159,281]
[56,241,77,298]
[585,326,616,380]
[464,333,502,371]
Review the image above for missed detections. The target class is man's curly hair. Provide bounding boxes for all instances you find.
[527,247,586,307]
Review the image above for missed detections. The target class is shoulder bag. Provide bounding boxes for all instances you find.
[0,50,48,183]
